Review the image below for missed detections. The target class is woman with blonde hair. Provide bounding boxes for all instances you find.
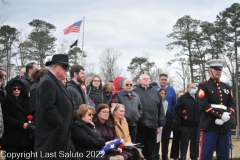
[85,77,92,87]
[111,103,144,160]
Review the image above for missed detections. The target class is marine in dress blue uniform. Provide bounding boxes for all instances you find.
[197,59,235,160]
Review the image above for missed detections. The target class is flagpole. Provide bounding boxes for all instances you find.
[81,16,85,66]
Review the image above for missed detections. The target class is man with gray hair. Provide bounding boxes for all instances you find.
[114,78,142,142]
[34,54,74,159]
[133,74,165,160]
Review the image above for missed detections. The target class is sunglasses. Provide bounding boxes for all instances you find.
[125,84,133,86]
[12,87,22,91]
[105,91,113,94]
[88,113,94,117]
[57,63,70,71]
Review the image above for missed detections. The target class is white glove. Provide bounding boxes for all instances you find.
[221,112,230,122]
[215,118,224,125]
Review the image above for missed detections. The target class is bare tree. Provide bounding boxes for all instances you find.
[57,39,70,54]
[150,66,163,83]
[12,32,32,74]
[99,48,122,83]
[85,62,96,78]
[174,60,191,91]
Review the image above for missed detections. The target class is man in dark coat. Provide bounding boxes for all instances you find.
[133,74,165,160]
[66,64,85,111]
[175,83,200,160]
[34,54,74,159]
[21,62,38,93]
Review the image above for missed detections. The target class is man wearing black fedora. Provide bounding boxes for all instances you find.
[34,54,74,159]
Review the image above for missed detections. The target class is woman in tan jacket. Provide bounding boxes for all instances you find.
[111,103,144,160]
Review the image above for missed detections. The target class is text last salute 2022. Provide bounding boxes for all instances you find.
[1,151,87,159]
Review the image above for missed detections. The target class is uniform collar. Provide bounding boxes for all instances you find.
[209,78,220,83]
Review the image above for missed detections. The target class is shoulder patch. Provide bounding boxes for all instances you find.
[198,89,205,98]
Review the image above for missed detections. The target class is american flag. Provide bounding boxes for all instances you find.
[97,138,123,156]
[63,20,82,35]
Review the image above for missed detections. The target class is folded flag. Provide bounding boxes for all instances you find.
[97,138,123,156]
[70,40,78,48]
[63,20,82,35]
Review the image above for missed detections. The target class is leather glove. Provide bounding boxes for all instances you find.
[27,124,35,130]
[215,118,224,125]
[221,112,230,122]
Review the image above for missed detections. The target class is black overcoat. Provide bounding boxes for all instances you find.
[34,71,74,159]
[175,92,200,126]
[1,78,30,147]
[71,119,105,160]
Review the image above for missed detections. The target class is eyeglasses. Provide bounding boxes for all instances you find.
[105,91,113,94]
[125,84,133,86]
[100,111,110,114]
[88,113,94,117]
[93,80,100,82]
[57,63,70,71]
[12,87,22,91]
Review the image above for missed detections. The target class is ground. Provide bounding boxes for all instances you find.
[165,138,240,159]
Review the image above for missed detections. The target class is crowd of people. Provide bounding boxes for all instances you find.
[0,54,236,160]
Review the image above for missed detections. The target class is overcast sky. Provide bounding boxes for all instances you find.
[1,0,238,78]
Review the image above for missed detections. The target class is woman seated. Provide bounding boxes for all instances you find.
[111,103,144,160]
[71,104,124,160]
[93,103,129,160]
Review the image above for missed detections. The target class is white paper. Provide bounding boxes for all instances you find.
[156,127,163,143]
[125,142,141,146]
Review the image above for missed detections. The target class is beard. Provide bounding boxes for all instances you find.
[77,76,85,84]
